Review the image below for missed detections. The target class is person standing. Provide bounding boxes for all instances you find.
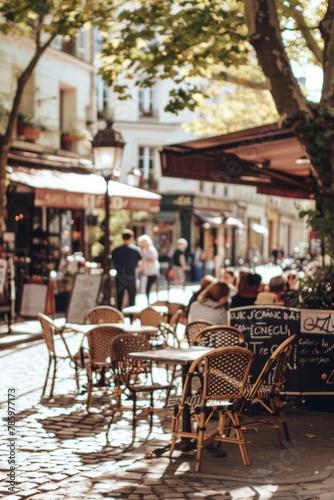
[137,234,160,303]
[192,244,205,282]
[111,229,142,310]
[172,238,189,286]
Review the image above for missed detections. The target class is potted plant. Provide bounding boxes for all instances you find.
[147,172,157,189]
[61,122,92,150]
[17,112,42,141]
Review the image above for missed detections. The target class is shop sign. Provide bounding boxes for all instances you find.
[35,189,98,209]
[193,196,231,212]
[35,189,160,213]
[172,195,193,206]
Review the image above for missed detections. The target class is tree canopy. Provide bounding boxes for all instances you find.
[0,0,117,234]
[99,0,334,254]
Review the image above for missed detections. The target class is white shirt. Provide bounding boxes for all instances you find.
[188,299,229,324]
[142,245,160,277]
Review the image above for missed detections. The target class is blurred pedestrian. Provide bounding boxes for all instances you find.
[192,243,205,282]
[111,229,142,310]
[172,238,189,286]
[137,234,160,303]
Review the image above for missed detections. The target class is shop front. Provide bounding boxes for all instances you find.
[6,166,161,280]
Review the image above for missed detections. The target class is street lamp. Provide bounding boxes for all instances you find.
[92,121,125,274]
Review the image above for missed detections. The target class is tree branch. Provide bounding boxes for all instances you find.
[244,0,311,120]
[320,0,334,107]
[286,5,323,64]
[212,71,269,90]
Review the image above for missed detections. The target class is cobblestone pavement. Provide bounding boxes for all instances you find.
[1,334,334,499]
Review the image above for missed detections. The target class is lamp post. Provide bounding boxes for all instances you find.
[92,120,125,276]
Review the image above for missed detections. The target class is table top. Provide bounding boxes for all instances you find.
[122,305,168,315]
[127,346,213,365]
[66,322,159,334]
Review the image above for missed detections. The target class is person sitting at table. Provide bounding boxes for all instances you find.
[137,234,160,303]
[188,282,230,324]
[221,268,238,297]
[185,274,217,319]
[231,271,262,308]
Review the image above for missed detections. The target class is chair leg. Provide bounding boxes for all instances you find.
[169,406,181,457]
[132,392,137,441]
[270,396,286,448]
[229,411,250,466]
[42,356,52,396]
[74,366,80,392]
[49,357,57,398]
[194,410,206,472]
[149,392,154,434]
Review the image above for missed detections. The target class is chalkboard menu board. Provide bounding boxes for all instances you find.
[230,306,334,395]
[66,274,103,324]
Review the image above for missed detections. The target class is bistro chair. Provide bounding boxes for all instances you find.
[158,308,185,383]
[239,333,297,447]
[194,325,244,348]
[159,308,184,348]
[185,319,214,346]
[166,302,185,322]
[136,306,167,347]
[151,300,185,323]
[83,325,125,409]
[107,333,174,441]
[169,346,254,472]
[38,313,81,398]
[84,305,125,325]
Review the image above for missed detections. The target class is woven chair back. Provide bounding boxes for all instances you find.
[249,334,296,398]
[183,346,254,403]
[185,320,215,345]
[138,307,165,327]
[38,313,57,354]
[84,306,124,325]
[194,325,244,348]
[111,333,152,375]
[86,325,124,364]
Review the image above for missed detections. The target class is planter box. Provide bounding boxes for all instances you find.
[17,122,42,142]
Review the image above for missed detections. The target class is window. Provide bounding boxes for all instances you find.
[138,87,157,117]
[76,30,88,60]
[138,146,156,178]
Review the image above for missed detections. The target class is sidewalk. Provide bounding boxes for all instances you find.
[0,284,197,350]
[0,328,334,499]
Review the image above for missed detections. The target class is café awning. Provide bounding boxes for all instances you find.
[160,123,314,199]
[193,209,223,225]
[7,166,161,213]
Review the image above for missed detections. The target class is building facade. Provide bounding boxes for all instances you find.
[0,27,312,290]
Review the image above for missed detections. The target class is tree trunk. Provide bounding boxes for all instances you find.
[0,36,54,239]
[244,0,334,255]
[0,136,10,235]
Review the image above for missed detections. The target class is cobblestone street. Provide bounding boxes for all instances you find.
[1,332,334,499]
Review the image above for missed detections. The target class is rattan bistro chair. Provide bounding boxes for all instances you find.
[239,334,297,447]
[38,313,80,398]
[84,325,125,409]
[169,346,254,472]
[194,325,244,348]
[84,305,125,325]
[159,308,184,348]
[137,306,167,347]
[107,333,174,441]
[185,320,214,346]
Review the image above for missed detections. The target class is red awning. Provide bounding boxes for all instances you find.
[160,123,314,199]
[8,166,161,213]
